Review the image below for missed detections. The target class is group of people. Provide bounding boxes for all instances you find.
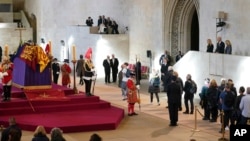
[52,48,95,97]
[102,54,119,84]
[0,117,102,141]
[97,15,119,34]
[199,78,250,133]
[206,36,232,54]
[117,62,141,116]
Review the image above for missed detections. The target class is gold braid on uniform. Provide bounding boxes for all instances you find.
[84,59,94,72]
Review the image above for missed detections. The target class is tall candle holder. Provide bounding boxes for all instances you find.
[71,60,78,94]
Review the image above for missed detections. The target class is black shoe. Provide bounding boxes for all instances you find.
[169,123,178,126]
[190,111,193,114]
[183,111,189,114]
[128,113,133,116]
[132,112,138,115]
[210,119,216,122]
[178,108,182,111]
[202,117,209,120]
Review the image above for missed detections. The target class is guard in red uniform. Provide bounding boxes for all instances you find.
[126,71,140,116]
[0,56,14,101]
[61,59,71,87]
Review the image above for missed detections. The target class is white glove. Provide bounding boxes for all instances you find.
[2,72,8,76]
[56,72,59,74]
[0,72,3,79]
[136,85,140,90]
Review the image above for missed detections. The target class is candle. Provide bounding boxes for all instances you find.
[72,45,76,60]
[49,41,52,55]
[4,44,8,57]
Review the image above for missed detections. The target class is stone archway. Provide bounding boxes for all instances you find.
[164,0,199,61]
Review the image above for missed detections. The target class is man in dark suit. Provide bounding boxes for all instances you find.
[167,75,181,126]
[215,36,225,53]
[103,55,111,83]
[52,58,60,84]
[110,54,119,83]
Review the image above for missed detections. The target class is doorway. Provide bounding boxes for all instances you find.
[190,10,199,51]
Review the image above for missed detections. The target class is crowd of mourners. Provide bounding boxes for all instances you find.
[85,15,119,34]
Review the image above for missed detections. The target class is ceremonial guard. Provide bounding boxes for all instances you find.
[83,48,95,96]
[0,56,14,101]
[61,59,71,87]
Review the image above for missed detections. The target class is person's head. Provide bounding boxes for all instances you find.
[50,127,64,141]
[164,50,168,55]
[9,117,16,126]
[239,86,245,94]
[34,125,47,136]
[204,78,210,85]
[225,82,232,92]
[124,62,128,67]
[107,55,110,59]
[172,75,177,82]
[186,74,191,80]
[111,54,115,58]
[207,39,212,45]
[173,71,179,77]
[217,36,222,42]
[247,87,250,94]
[80,55,83,59]
[209,79,217,88]
[53,58,58,62]
[63,59,69,64]
[89,133,102,141]
[225,40,231,46]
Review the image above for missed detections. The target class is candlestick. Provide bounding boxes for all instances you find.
[4,44,8,57]
[49,41,52,55]
[72,45,76,60]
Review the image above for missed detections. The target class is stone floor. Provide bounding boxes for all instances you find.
[17,77,230,141]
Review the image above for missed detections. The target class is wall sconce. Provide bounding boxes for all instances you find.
[60,40,65,46]
[41,38,45,44]
[216,11,226,32]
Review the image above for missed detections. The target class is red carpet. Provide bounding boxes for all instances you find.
[0,84,124,133]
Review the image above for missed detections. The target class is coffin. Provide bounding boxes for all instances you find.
[12,45,52,89]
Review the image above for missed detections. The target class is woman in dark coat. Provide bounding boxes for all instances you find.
[32,126,49,141]
[76,55,85,85]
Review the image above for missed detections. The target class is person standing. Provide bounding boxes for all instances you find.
[61,59,71,87]
[224,40,232,54]
[127,71,140,116]
[219,82,236,132]
[103,55,111,84]
[234,86,245,125]
[121,62,130,100]
[215,36,225,53]
[76,55,85,85]
[173,71,184,111]
[206,38,214,53]
[183,74,196,114]
[199,78,210,120]
[159,50,172,65]
[110,54,119,83]
[160,57,168,90]
[167,75,181,126]
[86,16,93,26]
[83,48,95,96]
[32,125,49,141]
[51,58,60,84]
[135,59,141,85]
[239,87,250,125]
[206,79,219,122]
[175,51,183,62]
[148,69,160,106]
[50,127,66,141]
[0,56,14,101]
[1,117,22,141]
[0,46,2,62]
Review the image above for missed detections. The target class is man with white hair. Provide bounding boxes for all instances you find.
[239,87,250,125]
[163,66,174,108]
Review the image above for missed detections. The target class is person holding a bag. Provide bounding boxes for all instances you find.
[148,69,160,106]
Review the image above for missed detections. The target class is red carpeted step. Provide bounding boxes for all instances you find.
[0,84,125,133]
